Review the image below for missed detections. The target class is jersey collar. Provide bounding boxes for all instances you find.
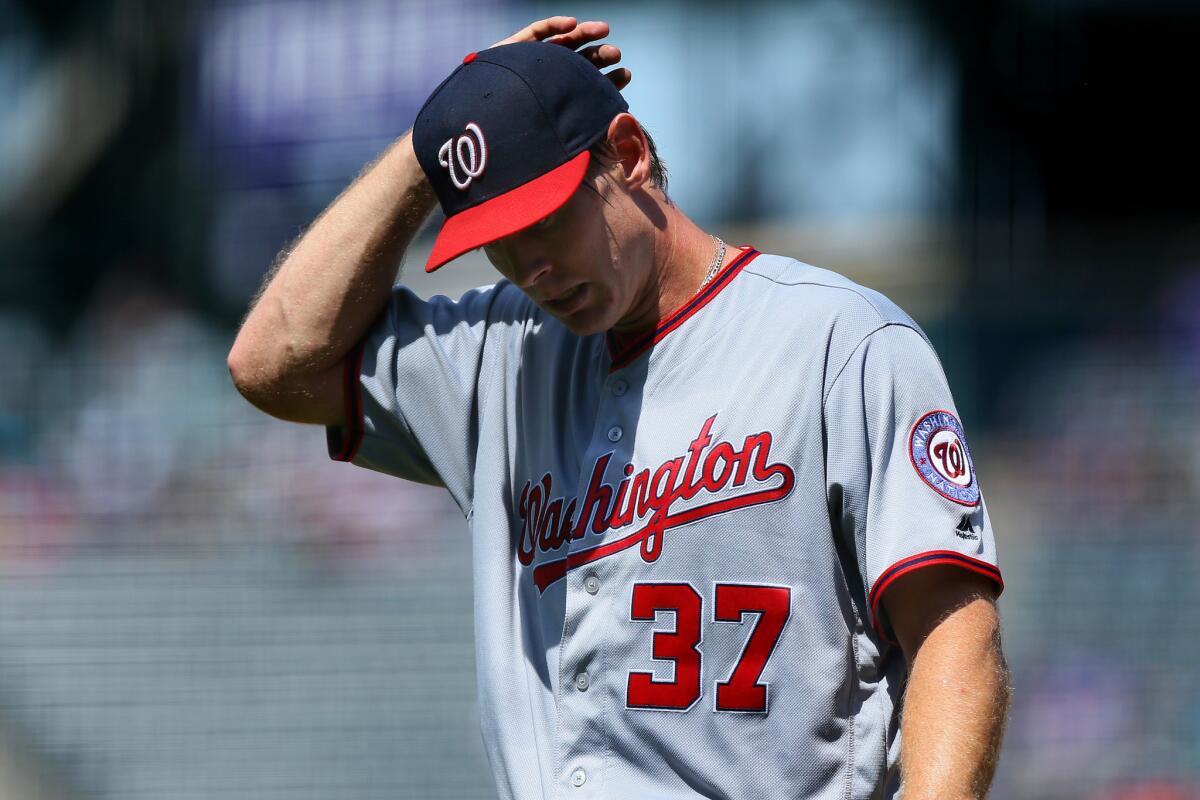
[606,246,761,371]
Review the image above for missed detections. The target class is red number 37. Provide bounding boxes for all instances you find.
[626,582,791,713]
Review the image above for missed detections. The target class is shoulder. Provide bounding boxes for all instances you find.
[744,251,931,343]
[391,279,539,330]
[741,251,921,330]
[739,250,935,363]
[418,280,599,363]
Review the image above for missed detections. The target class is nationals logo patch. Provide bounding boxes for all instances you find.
[909,410,979,506]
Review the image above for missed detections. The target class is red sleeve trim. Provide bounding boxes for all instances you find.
[868,550,1004,644]
[330,342,366,462]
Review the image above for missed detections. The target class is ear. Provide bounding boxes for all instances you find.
[604,113,651,191]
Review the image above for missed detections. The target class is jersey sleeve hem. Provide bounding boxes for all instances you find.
[868,550,1004,644]
[326,341,367,463]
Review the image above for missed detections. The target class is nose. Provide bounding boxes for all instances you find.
[512,257,553,291]
[486,234,554,291]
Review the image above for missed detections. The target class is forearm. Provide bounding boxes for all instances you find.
[229,130,437,387]
[898,600,1012,799]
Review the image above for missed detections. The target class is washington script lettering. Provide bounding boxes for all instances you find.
[517,414,797,591]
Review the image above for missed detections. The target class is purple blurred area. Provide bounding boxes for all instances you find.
[0,0,1198,798]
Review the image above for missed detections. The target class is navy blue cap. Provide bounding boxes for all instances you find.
[413,41,629,272]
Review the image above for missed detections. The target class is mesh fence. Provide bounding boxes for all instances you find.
[0,303,495,799]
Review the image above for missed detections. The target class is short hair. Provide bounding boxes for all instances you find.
[587,123,669,197]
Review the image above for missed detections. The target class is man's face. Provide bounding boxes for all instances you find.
[482,164,649,337]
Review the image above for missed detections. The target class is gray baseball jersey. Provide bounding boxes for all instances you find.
[327,247,1003,799]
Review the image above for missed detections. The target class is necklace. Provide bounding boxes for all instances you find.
[698,235,727,289]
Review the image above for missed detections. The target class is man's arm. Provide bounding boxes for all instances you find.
[226,17,630,426]
[883,565,1012,799]
[227,130,435,425]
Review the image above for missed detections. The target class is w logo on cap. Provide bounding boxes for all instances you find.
[438,122,488,190]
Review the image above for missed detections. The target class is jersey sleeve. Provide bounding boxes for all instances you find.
[326,282,518,517]
[824,322,1003,645]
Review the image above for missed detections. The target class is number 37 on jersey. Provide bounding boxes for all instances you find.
[626,582,791,714]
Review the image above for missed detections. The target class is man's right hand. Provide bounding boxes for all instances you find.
[492,17,631,90]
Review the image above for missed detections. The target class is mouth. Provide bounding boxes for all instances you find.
[543,283,587,315]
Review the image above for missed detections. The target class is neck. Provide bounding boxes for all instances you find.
[612,200,728,337]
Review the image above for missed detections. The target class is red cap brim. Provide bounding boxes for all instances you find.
[425,150,591,273]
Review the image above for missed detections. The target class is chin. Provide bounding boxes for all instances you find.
[546,287,623,337]
[556,305,615,337]
[560,317,607,337]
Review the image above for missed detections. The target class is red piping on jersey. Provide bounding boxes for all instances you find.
[868,550,1004,644]
[606,246,762,372]
[331,341,367,462]
[532,467,795,592]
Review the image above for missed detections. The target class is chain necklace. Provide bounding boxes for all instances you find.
[698,235,727,290]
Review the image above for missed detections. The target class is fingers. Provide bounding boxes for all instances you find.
[489,18,632,90]
[492,15,578,47]
[491,17,610,49]
[605,68,632,91]
[543,20,610,49]
[564,41,632,91]
[576,43,622,71]
[526,16,581,41]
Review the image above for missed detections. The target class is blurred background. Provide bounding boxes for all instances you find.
[0,0,1197,797]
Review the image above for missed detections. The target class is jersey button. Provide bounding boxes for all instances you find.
[606,425,623,442]
[574,671,590,691]
[570,768,587,788]
[612,379,629,397]
[583,575,600,594]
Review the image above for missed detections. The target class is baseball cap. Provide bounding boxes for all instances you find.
[413,41,629,273]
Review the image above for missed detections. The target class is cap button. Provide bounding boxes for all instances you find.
[462,52,477,64]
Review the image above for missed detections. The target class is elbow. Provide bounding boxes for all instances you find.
[227,336,341,426]
[227,344,261,406]
[227,336,283,412]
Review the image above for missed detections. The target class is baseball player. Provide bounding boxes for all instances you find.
[229,17,1011,799]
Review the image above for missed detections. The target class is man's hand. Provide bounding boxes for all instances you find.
[492,16,631,90]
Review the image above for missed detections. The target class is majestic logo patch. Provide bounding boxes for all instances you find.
[909,410,979,506]
[516,414,796,591]
[438,121,487,190]
[954,514,981,541]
